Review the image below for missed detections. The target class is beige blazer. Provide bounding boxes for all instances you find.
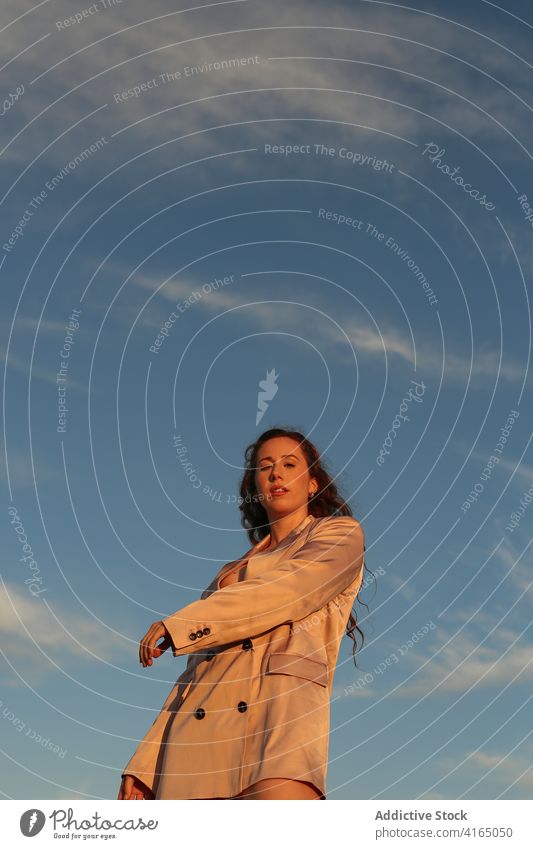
[121,513,365,799]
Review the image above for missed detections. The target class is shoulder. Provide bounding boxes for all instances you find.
[311,514,363,531]
[307,514,365,544]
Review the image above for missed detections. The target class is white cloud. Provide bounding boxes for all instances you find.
[492,534,533,602]
[385,571,418,603]
[396,626,533,697]
[467,747,533,790]
[0,447,58,488]
[438,741,533,792]
[340,583,533,699]
[2,0,531,175]
[492,455,533,487]
[0,581,120,686]
[120,261,526,384]
[0,346,87,390]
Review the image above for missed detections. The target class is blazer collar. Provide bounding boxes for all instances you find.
[257,512,315,553]
[215,513,315,590]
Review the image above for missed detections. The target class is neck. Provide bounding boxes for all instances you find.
[266,510,311,549]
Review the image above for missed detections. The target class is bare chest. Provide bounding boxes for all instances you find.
[218,563,246,589]
[217,542,277,589]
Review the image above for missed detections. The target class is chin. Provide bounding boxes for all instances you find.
[267,500,302,516]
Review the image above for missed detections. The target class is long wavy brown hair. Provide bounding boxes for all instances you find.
[238,427,372,667]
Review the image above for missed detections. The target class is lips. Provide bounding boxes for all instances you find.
[269,486,289,496]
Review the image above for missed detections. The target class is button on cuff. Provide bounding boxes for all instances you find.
[162,618,217,657]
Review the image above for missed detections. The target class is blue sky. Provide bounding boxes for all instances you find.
[1,0,532,801]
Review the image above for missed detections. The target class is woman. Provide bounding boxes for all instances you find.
[118,427,367,800]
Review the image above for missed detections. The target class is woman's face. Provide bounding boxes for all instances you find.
[254,436,317,521]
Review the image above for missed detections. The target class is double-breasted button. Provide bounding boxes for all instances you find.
[242,638,253,651]
[237,701,248,713]
[202,627,210,635]
[194,707,205,719]
[205,650,215,661]
[195,629,204,639]
[189,632,197,641]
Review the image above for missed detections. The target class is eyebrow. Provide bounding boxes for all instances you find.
[258,454,299,463]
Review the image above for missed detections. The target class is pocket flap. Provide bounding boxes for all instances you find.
[266,652,328,687]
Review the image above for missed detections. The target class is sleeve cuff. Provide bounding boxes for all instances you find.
[162,616,219,657]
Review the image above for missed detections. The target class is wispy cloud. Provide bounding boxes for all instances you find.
[0,346,87,390]
[468,747,533,791]
[0,448,58,488]
[339,593,533,700]
[490,454,533,487]
[438,741,533,792]
[0,582,118,686]
[386,571,418,603]
[126,264,525,385]
[449,447,532,490]
[397,626,533,697]
[2,0,531,174]
[492,534,533,602]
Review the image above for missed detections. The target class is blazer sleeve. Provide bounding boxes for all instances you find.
[162,516,365,657]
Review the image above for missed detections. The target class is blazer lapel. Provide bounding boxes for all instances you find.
[212,514,316,591]
[214,533,271,591]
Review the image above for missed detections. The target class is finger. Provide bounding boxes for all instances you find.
[142,621,168,666]
[140,632,151,666]
[141,625,160,666]
[141,626,164,666]
[152,637,170,658]
[139,633,148,666]
[142,639,154,667]
[148,631,166,662]
[139,630,153,666]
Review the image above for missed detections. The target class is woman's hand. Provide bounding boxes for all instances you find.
[118,774,154,800]
[139,620,173,667]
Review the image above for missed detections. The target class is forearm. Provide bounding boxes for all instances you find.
[162,517,365,656]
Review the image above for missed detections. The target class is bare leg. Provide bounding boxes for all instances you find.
[233,777,322,800]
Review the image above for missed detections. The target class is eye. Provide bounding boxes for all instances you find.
[258,462,295,471]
